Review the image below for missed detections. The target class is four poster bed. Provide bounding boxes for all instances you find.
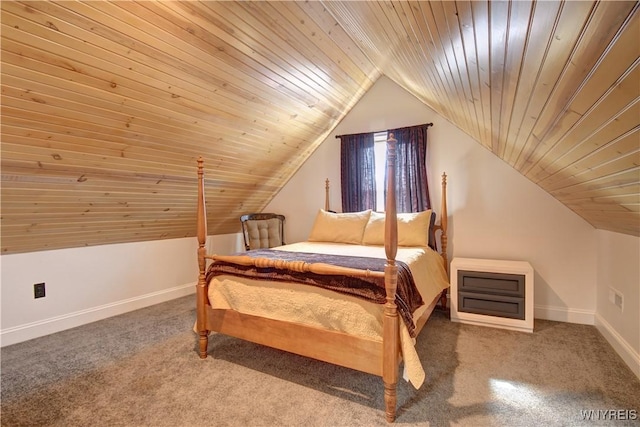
[195,135,449,422]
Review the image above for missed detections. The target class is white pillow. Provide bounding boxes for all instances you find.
[362,210,432,247]
[308,209,371,244]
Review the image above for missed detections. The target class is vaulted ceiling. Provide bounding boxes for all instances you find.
[1,1,638,254]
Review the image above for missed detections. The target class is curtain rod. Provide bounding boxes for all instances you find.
[334,122,433,139]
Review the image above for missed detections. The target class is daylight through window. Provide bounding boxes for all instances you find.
[373,131,388,211]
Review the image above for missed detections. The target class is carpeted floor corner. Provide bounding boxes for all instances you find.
[1,295,639,426]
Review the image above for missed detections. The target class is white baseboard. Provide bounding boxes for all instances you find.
[0,282,196,347]
[595,314,640,381]
[534,304,595,325]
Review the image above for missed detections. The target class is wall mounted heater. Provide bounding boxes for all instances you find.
[450,258,534,333]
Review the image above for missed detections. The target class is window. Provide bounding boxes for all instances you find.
[339,123,432,214]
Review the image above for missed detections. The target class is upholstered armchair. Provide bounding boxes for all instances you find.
[240,213,285,250]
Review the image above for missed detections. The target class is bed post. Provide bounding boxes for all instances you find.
[439,172,449,308]
[325,178,330,211]
[383,134,399,423]
[440,172,448,271]
[196,157,209,359]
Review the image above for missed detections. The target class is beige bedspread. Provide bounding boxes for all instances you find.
[207,241,449,388]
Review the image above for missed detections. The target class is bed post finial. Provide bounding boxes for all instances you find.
[325,178,330,211]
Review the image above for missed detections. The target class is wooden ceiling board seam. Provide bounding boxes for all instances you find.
[511,0,597,171]
[381,2,448,120]
[1,107,301,169]
[1,116,293,168]
[208,1,354,107]
[545,153,640,193]
[377,1,434,101]
[502,0,564,164]
[0,107,294,163]
[564,193,640,206]
[2,223,199,237]
[524,9,640,180]
[537,127,640,188]
[0,161,194,185]
[364,2,412,70]
[0,39,312,147]
[556,189,640,205]
[0,190,276,205]
[521,1,638,177]
[523,1,624,148]
[322,2,383,58]
[487,0,510,154]
[433,1,482,143]
[3,47,314,141]
[280,1,377,88]
[249,1,363,101]
[469,0,494,150]
[1,89,292,156]
[2,137,290,181]
[0,68,287,145]
[1,84,310,156]
[1,212,199,226]
[310,1,380,77]
[22,1,308,124]
[551,169,640,196]
[526,77,640,181]
[0,146,287,184]
[11,2,331,131]
[537,132,640,190]
[444,0,486,144]
[0,158,285,191]
[392,2,450,116]
[558,3,639,119]
[418,1,477,137]
[530,99,640,187]
[185,1,346,113]
[401,1,469,136]
[496,0,534,159]
[0,175,282,203]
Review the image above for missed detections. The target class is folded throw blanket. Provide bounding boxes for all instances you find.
[206,249,424,337]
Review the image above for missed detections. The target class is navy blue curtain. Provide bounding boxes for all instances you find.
[340,133,376,212]
[386,124,431,212]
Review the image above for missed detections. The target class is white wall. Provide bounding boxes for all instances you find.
[268,76,640,378]
[267,75,598,324]
[595,230,640,378]
[428,115,598,324]
[0,233,243,346]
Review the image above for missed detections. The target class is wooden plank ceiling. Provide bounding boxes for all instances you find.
[1,1,638,254]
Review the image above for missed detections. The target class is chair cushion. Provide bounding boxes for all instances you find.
[245,218,283,249]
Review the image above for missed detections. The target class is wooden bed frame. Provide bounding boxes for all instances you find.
[195,135,449,422]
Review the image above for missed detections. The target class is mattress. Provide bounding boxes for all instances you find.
[207,241,450,388]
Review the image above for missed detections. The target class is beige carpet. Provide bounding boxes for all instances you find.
[1,295,639,426]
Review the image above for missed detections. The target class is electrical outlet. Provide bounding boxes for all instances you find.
[614,291,624,311]
[34,282,46,299]
[608,287,624,311]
